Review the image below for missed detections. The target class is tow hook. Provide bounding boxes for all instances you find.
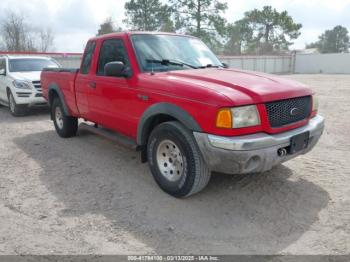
[278,148,288,157]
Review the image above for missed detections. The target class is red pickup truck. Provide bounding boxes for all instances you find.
[41,32,324,198]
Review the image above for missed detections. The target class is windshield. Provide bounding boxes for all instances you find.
[131,34,222,72]
[9,59,59,72]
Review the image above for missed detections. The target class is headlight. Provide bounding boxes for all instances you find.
[216,105,260,129]
[13,80,32,89]
[312,95,318,112]
[232,105,261,128]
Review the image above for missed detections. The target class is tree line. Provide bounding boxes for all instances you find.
[98,0,350,55]
[0,11,54,52]
[0,1,349,55]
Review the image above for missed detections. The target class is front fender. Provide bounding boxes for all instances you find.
[137,103,202,146]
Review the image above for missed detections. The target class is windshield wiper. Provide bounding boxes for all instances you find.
[146,59,199,69]
[198,64,222,69]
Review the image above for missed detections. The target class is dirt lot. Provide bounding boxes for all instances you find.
[0,74,349,255]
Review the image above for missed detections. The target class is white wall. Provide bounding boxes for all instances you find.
[57,55,294,73]
[219,55,292,74]
[47,53,350,74]
[6,52,350,74]
[294,53,350,74]
[55,57,81,68]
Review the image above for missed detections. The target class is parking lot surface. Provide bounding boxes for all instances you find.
[0,74,349,255]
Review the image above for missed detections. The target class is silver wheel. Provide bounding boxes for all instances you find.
[55,106,64,130]
[156,139,184,182]
[9,93,15,113]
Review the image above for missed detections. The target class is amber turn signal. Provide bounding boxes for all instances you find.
[216,109,232,128]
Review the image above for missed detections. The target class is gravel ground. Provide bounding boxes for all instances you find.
[0,74,349,255]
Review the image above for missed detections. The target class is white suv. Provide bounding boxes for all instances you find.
[0,56,60,116]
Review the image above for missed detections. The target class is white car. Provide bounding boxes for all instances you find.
[0,55,60,116]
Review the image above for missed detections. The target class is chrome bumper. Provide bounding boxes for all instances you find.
[194,115,325,174]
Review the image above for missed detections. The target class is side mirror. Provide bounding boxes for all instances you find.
[221,62,229,69]
[0,69,6,75]
[104,61,131,77]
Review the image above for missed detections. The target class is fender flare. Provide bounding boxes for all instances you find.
[48,83,70,116]
[137,102,202,146]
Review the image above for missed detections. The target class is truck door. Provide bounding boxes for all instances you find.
[0,58,7,104]
[88,38,134,135]
[75,41,97,119]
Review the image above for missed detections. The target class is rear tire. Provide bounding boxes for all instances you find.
[51,98,78,138]
[147,121,211,198]
[8,91,27,117]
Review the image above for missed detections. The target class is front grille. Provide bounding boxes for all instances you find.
[32,81,42,93]
[265,96,311,128]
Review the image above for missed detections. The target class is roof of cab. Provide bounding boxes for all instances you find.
[89,31,197,41]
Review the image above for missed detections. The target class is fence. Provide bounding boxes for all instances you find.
[294,53,350,74]
[0,52,83,68]
[2,52,350,74]
[55,57,82,68]
[55,55,294,73]
[219,55,293,74]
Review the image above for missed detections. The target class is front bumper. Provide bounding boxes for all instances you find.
[14,91,47,107]
[194,115,325,175]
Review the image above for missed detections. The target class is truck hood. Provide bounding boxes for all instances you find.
[165,68,312,105]
[9,71,41,82]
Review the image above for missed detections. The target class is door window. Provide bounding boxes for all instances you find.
[97,39,130,76]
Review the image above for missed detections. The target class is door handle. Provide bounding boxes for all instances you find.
[88,82,96,89]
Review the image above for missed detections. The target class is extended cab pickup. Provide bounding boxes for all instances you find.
[41,32,325,198]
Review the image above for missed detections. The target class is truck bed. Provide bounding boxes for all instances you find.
[41,68,80,116]
[42,68,79,73]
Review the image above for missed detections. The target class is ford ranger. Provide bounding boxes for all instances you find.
[41,32,325,198]
[0,55,59,116]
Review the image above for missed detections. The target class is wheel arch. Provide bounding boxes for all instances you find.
[6,86,16,103]
[137,103,202,149]
[6,86,13,97]
[48,83,70,116]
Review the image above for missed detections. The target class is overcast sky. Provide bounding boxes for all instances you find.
[0,0,349,52]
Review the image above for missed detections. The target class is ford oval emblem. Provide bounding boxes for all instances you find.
[290,107,301,116]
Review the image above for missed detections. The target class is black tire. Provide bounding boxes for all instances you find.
[7,91,27,117]
[51,98,78,138]
[147,121,211,198]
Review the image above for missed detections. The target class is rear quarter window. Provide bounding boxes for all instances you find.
[80,41,96,74]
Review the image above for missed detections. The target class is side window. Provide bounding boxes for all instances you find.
[80,41,96,74]
[97,39,130,76]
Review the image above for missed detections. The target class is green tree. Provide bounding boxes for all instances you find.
[307,25,349,53]
[224,20,253,55]
[170,0,228,52]
[97,17,122,36]
[239,6,302,54]
[124,0,174,32]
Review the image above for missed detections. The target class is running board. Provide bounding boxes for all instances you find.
[79,123,138,150]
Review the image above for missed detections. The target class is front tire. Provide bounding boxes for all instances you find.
[51,98,78,138]
[147,121,211,198]
[8,91,27,116]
